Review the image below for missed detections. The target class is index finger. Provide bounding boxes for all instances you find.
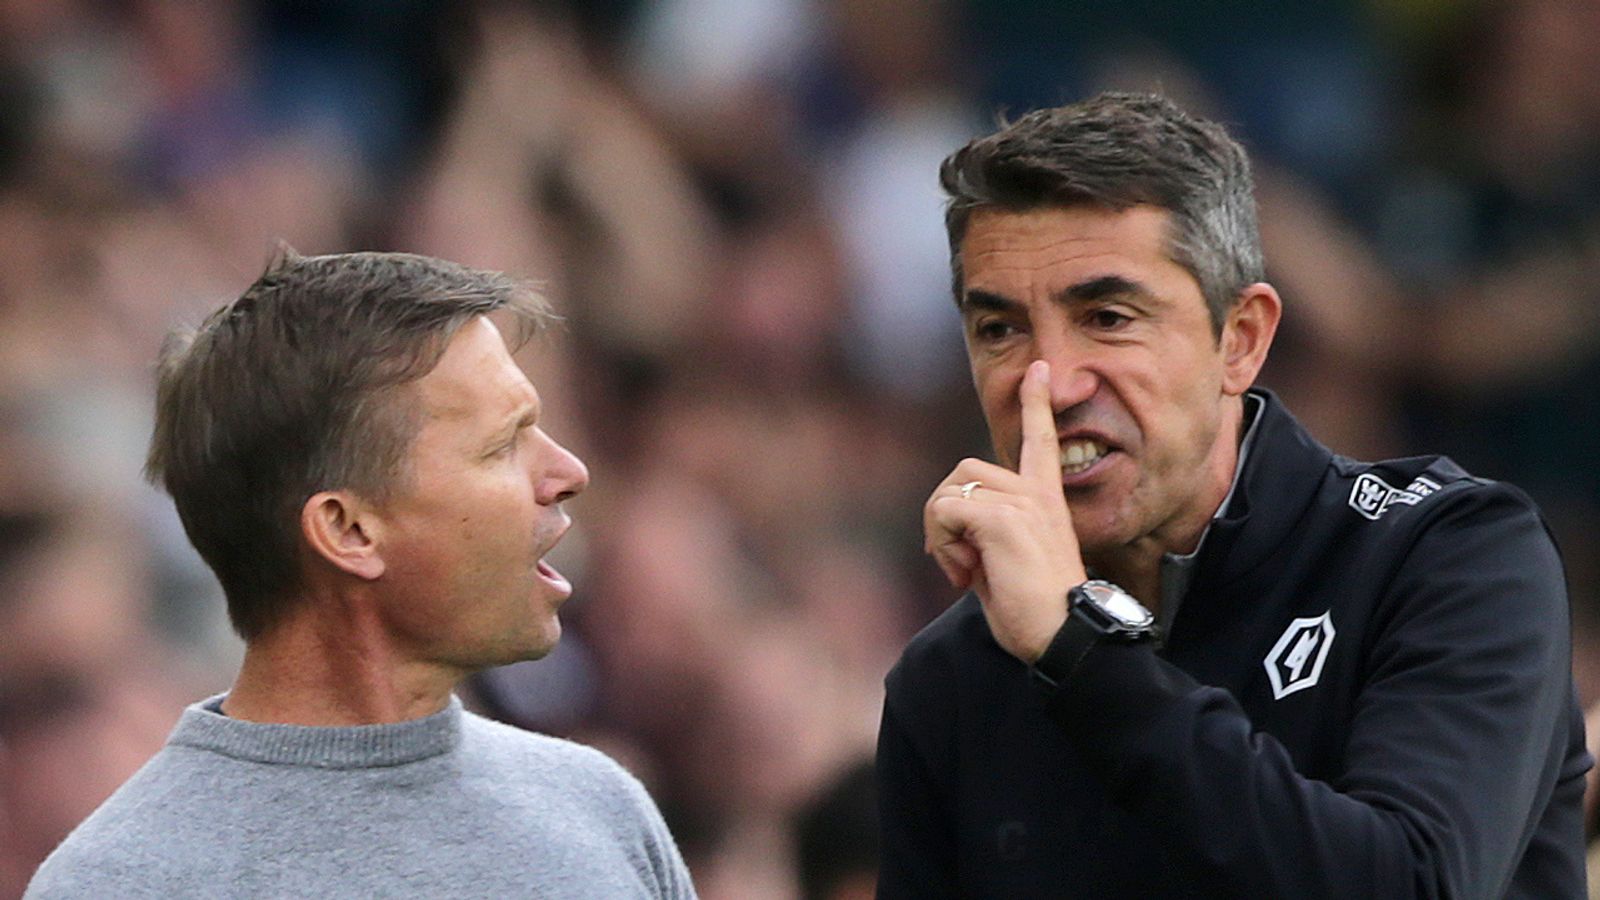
[1017,359,1060,486]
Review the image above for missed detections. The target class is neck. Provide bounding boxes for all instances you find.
[1085,395,1248,613]
[1085,545,1166,613]
[223,589,461,726]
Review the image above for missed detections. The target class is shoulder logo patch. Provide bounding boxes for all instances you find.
[1264,611,1336,699]
[1348,473,1440,521]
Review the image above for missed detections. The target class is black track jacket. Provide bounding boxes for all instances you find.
[877,389,1590,898]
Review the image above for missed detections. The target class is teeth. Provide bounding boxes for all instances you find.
[1060,439,1107,475]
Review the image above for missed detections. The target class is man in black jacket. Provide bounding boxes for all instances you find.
[876,92,1591,897]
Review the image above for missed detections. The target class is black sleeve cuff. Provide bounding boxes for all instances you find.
[1030,614,1103,689]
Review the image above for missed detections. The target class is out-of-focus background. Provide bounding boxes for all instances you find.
[2,0,1599,897]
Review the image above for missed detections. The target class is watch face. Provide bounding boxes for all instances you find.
[1082,581,1154,629]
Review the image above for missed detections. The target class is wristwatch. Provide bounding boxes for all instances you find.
[1032,580,1157,688]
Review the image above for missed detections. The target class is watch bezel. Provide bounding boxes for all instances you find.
[1069,580,1156,640]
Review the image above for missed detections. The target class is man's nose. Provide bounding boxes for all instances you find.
[535,431,589,505]
[1032,339,1098,412]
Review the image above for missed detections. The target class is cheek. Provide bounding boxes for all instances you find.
[1148,343,1224,412]
[462,473,534,530]
[1141,368,1225,473]
[399,528,465,584]
[974,363,1021,417]
[977,386,1022,463]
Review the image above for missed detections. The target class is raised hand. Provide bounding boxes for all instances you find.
[924,360,1088,663]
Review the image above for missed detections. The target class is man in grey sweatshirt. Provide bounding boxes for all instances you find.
[25,250,696,898]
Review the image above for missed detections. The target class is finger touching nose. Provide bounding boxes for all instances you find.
[1018,361,1062,485]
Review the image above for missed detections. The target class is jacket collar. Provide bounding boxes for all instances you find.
[1170,388,1333,634]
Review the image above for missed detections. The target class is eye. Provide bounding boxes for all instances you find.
[494,429,525,457]
[1086,307,1133,331]
[972,319,1020,343]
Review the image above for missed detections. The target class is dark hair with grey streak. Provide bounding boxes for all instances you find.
[941,92,1263,334]
[145,248,554,640]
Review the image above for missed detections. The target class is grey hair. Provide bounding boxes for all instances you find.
[941,92,1263,334]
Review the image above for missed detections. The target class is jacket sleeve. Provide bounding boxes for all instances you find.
[875,662,959,900]
[1041,484,1587,897]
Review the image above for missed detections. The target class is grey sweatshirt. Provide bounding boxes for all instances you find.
[25,695,696,898]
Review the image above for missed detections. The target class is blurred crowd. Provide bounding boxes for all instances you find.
[2,0,1599,897]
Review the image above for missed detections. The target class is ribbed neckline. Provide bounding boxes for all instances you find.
[169,694,463,769]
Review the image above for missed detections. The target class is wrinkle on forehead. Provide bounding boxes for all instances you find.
[963,205,1173,259]
[965,228,1126,264]
[960,206,1184,300]
[417,318,535,424]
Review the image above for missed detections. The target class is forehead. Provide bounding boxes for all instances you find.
[960,205,1185,294]
[414,317,536,424]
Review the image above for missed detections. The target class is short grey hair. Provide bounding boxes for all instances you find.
[941,92,1263,334]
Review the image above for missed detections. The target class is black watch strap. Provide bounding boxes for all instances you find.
[1030,614,1102,689]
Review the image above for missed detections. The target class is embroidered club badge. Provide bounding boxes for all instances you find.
[1265,611,1336,699]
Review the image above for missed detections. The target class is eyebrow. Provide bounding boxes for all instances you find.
[961,275,1154,314]
[508,404,539,434]
[961,290,1024,314]
[1063,275,1152,303]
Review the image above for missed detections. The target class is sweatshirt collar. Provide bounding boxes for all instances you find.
[169,693,464,769]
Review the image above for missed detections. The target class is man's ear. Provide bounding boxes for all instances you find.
[1220,282,1282,396]
[300,491,386,581]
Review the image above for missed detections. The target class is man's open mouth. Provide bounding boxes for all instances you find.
[1061,438,1109,476]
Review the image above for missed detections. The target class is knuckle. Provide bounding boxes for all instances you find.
[925,495,957,524]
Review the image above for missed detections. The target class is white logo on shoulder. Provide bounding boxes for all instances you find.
[1264,611,1336,700]
[1348,473,1440,521]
